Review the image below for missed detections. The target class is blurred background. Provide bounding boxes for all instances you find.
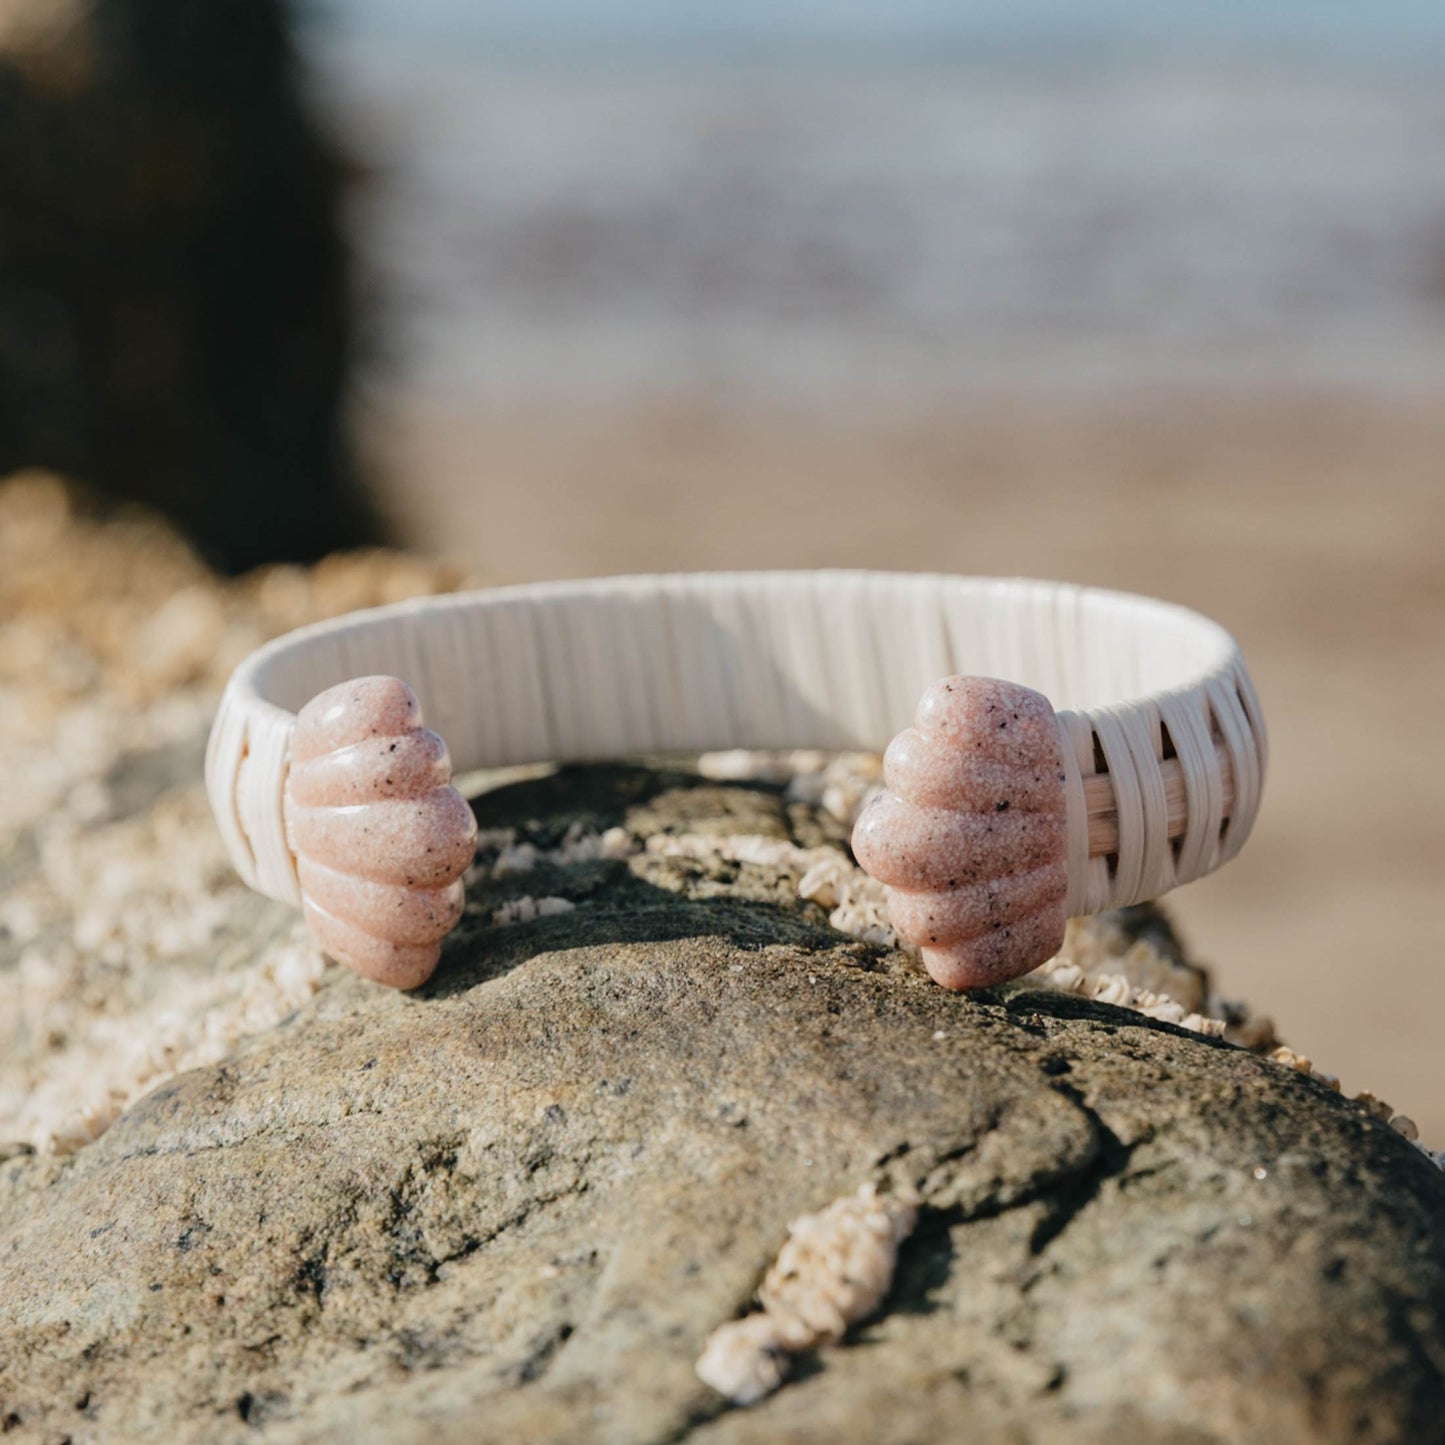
[2,1,1442,1131]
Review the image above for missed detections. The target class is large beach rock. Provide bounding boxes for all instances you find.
[2,760,1443,1445]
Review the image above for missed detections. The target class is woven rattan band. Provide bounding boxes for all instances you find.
[207,571,1265,931]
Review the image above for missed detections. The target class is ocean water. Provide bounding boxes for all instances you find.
[321,0,1445,51]
[311,6,1445,400]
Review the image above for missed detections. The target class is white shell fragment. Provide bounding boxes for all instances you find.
[696,1183,919,1406]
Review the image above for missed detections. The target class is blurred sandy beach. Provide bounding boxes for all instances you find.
[314,14,1445,1134]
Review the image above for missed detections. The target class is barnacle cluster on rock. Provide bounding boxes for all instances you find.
[696,1182,920,1405]
[468,820,635,883]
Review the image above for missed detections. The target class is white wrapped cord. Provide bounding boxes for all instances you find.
[205,571,1265,920]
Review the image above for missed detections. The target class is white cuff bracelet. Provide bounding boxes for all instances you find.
[205,571,1265,991]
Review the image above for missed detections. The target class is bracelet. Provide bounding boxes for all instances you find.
[205,571,1265,991]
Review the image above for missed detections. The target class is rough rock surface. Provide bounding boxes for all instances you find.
[3,762,1444,1445]
[3,478,1443,1441]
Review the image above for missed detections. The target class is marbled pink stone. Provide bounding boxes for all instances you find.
[852,676,1068,990]
[283,676,477,989]
[287,728,451,806]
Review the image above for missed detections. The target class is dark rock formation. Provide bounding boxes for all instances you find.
[0,0,381,571]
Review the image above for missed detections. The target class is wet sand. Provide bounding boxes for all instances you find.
[368,384,1445,1140]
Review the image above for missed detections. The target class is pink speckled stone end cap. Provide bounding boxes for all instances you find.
[852,676,1069,990]
[283,675,477,989]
